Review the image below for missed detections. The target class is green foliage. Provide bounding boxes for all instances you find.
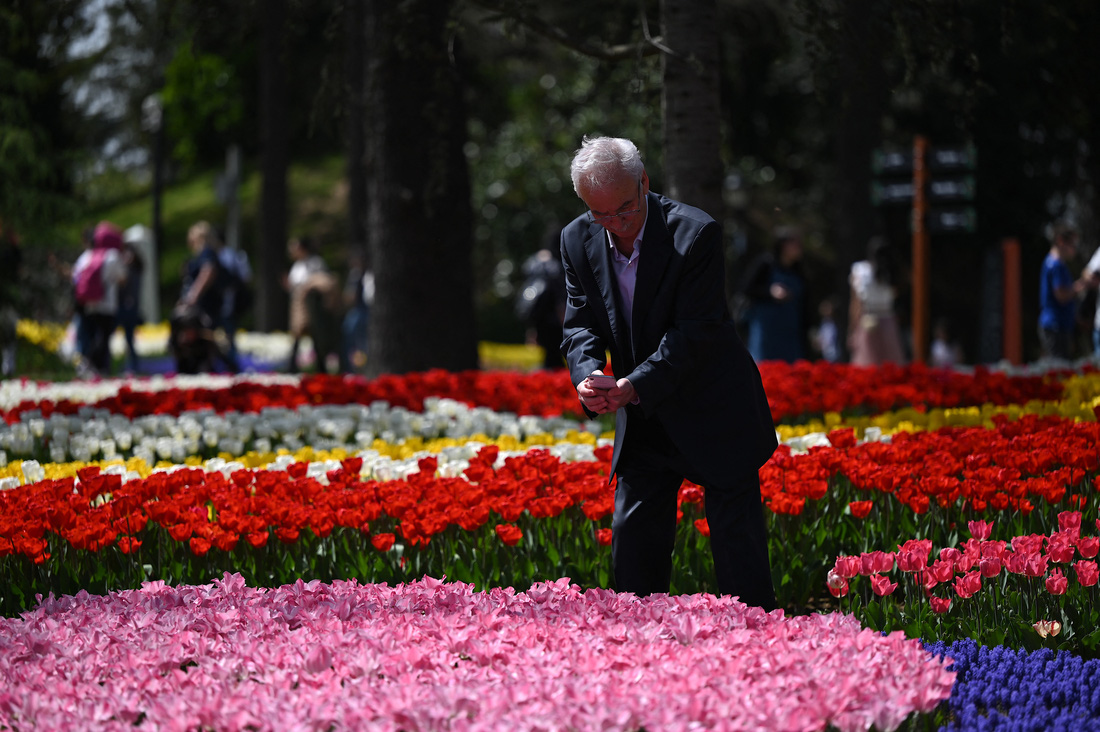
[0,2,86,239]
[161,42,244,167]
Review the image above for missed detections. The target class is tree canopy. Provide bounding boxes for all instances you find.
[6,0,1100,363]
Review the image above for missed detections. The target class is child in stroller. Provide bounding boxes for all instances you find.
[169,304,224,374]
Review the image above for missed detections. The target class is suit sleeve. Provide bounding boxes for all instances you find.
[627,220,729,414]
[559,234,609,396]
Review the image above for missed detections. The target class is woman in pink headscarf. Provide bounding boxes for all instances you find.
[71,221,127,375]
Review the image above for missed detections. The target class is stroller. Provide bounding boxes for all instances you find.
[169,304,224,374]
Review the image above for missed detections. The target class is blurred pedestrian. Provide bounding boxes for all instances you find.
[179,222,225,324]
[215,231,253,371]
[516,246,566,369]
[342,246,373,371]
[71,221,127,375]
[738,226,810,363]
[930,317,963,369]
[284,236,344,373]
[1038,221,1082,361]
[813,298,840,363]
[848,236,905,366]
[175,221,235,373]
[0,221,21,377]
[1077,242,1100,357]
[116,238,144,374]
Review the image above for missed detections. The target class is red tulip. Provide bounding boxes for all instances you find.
[848,500,873,519]
[371,533,396,552]
[494,523,523,547]
[929,596,952,614]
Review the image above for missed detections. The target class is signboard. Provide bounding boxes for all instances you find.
[929,144,977,171]
[871,149,913,175]
[871,181,914,205]
[928,207,977,233]
[928,176,976,201]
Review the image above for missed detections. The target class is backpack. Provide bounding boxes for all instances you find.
[219,248,254,318]
[74,251,108,305]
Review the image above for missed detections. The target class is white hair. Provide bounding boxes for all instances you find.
[569,136,645,194]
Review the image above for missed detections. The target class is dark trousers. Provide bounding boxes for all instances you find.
[81,313,116,375]
[612,412,777,611]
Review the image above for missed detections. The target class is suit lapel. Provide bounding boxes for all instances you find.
[632,193,672,355]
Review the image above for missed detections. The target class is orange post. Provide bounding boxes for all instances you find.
[1002,237,1022,364]
[911,136,930,364]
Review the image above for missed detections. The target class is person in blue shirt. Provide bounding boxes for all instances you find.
[1038,221,1083,361]
[738,227,810,363]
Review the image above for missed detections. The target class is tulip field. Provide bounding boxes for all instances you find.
[2,359,1100,730]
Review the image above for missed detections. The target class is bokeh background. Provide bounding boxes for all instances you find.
[3,0,1099,375]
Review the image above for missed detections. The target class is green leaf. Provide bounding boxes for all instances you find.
[863,601,886,630]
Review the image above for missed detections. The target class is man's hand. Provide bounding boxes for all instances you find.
[579,372,636,414]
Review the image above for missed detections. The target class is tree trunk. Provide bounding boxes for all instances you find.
[831,0,889,360]
[660,0,723,219]
[363,0,479,376]
[257,0,289,332]
[345,0,369,254]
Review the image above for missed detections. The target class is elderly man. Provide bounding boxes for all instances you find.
[559,136,778,610]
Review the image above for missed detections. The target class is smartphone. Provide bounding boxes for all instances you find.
[587,374,617,389]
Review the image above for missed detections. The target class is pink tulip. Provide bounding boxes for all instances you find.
[1046,536,1076,564]
[870,574,898,597]
[896,539,932,572]
[1012,534,1045,555]
[860,550,895,575]
[968,519,993,540]
[928,559,954,583]
[979,540,1007,558]
[1058,510,1082,538]
[1024,553,1049,579]
[1074,560,1099,587]
[979,555,1002,578]
[833,555,862,580]
[1005,552,1027,574]
[1045,569,1068,596]
[826,569,849,597]
[953,570,981,599]
[1077,536,1099,559]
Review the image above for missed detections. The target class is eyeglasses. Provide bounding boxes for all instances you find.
[587,182,643,225]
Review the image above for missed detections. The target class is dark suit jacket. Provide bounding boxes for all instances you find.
[560,192,777,485]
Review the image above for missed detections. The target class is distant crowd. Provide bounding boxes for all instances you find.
[1,212,1098,379]
[63,220,373,378]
